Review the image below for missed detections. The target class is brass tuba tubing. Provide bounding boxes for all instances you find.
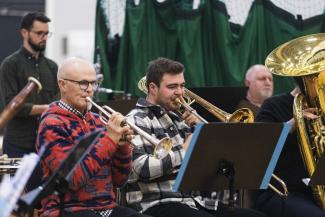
[86,97,173,159]
[0,77,42,130]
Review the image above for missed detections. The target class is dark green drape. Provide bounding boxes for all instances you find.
[95,1,110,88]
[95,0,325,97]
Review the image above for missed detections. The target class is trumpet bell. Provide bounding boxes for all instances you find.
[154,137,173,159]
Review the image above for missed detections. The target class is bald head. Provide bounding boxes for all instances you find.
[57,57,97,112]
[58,57,95,80]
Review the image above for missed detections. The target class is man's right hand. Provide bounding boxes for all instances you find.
[106,112,132,145]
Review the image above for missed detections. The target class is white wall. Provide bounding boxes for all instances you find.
[45,0,97,66]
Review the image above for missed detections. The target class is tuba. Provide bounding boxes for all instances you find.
[265,33,325,209]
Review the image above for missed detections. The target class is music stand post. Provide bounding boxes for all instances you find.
[173,123,290,211]
[17,129,103,216]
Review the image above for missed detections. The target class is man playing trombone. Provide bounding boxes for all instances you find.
[125,57,265,217]
[36,57,151,217]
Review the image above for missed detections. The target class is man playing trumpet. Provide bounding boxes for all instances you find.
[125,57,265,217]
[36,57,150,217]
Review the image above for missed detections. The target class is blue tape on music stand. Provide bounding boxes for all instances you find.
[173,123,204,192]
[260,123,291,189]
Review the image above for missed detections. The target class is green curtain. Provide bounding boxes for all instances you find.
[95,0,325,96]
[94,0,111,89]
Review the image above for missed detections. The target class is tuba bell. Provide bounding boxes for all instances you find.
[265,33,325,209]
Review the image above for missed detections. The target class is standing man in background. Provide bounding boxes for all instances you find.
[237,64,273,117]
[0,12,58,158]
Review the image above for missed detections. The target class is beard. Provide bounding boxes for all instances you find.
[260,89,273,99]
[28,38,46,52]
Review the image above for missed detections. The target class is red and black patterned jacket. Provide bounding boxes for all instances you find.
[36,101,132,217]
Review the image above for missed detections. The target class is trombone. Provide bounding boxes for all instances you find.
[176,87,288,196]
[86,97,173,159]
[175,97,208,123]
[138,76,254,123]
[138,76,288,196]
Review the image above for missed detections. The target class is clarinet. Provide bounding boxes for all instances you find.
[0,77,42,130]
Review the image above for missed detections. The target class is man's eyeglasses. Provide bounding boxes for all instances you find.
[29,30,53,38]
[63,79,99,90]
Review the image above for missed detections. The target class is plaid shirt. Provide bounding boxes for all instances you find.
[125,98,228,212]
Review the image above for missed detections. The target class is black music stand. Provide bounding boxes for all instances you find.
[309,152,325,186]
[173,123,290,210]
[17,129,103,215]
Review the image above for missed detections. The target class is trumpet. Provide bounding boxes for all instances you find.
[86,97,173,159]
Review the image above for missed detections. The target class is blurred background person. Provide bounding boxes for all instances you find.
[237,64,273,117]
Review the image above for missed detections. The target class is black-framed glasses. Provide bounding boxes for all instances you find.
[29,30,53,38]
[63,78,99,90]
